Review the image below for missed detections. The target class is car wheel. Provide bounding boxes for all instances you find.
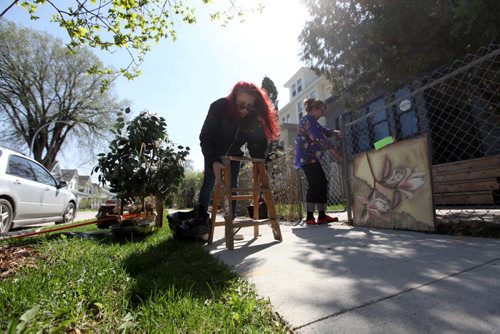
[60,202,76,225]
[0,199,14,233]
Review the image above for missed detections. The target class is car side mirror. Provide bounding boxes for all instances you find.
[58,180,68,188]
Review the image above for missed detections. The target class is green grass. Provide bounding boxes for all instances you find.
[0,216,289,333]
[327,203,346,211]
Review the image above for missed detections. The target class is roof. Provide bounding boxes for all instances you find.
[79,175,91,183]
[283,67,316,87]
[60,169,78,182]
[78,175,92,186]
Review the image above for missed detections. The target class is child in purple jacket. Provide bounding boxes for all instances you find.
[294,98,341,225]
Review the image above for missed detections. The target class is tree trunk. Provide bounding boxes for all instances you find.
[154,196,164,227]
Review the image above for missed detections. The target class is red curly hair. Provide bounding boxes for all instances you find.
[227,81,280,141]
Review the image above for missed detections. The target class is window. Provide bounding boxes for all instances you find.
[369,98,390,142]
[297,102,304,120]
[292,84,296,97]
[286,114,291,123]
[7,155,36,181]
[282,117,286,123]
[30,161,57,187]
[310,90,317,99]
[297,79,302,93]
[355,118,371,153]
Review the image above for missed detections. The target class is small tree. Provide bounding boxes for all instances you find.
[261,76,279,110]
[261,76,281,161]
[174,170,204,209]
[94,108,189,227]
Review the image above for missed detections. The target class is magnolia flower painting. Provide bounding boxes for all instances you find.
[350,135,435,231]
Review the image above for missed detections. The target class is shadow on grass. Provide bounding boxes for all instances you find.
[1,225,240,311]
[122,236,238,309]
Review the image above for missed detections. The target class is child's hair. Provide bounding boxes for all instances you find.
[304,98,327,113]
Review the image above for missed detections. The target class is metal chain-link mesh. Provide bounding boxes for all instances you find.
[294,148,346,213]
[267,148,304,222]
[342,44,500,226]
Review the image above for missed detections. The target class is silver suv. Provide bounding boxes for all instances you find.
[0,147,76,233]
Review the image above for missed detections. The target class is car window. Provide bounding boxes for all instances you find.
[7,155,36,181]
[30,161,58,187]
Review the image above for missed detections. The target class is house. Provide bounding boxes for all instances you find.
[60,169,80,192]
[59,169,113,209]
[277,67,333,148]
[78,175,92,194]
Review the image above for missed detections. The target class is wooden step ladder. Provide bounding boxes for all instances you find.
[208,156,282,250]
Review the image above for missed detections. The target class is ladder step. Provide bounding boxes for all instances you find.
[227,156,265,163]
[229,195,254,200]
[214,218,274,227]
[232,218,274,228]
[230,187,270,193]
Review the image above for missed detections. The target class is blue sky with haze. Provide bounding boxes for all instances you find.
[2,1,308,177]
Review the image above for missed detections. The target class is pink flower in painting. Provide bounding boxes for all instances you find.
[357,195,390,223]
[398,168,425,199]
[383,168,425,199]
[383,169,406,186]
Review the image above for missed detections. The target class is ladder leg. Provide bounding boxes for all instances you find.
[252,162,260,238]
[257,163,282,241]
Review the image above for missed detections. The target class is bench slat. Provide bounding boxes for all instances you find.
[433,178,499,193]
[434,191,495,205]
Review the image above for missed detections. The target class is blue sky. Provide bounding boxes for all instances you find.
[3,1,308,176]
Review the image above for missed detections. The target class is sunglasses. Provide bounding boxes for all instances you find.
[236,103,256,112]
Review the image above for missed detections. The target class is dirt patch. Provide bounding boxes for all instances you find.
[436,221,500,238]
[0,245,39,281]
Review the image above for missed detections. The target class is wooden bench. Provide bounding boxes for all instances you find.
[432,155,500,207]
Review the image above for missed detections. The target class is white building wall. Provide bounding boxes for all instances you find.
[277,67,333,147]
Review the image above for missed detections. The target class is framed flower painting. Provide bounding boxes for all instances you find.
[350,135,435,231]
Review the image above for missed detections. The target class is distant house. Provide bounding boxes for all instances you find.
[60,169,80,192]
[277,67,333,148]
[58,169,113,209]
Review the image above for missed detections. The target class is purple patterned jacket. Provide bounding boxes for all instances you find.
[294,114,336,168]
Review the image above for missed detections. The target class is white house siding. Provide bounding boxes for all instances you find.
[278,67,333,148]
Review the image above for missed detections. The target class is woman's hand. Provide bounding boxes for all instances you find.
[330,148,343,164]
[333,130,342,139]
[212,161,225,185]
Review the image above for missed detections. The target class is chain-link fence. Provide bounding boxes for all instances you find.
[265,145,346,223]
[301,148,346,213]
[342,44,500,227]
[266,148,304,222]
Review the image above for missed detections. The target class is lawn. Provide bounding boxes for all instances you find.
[0,215,289,333]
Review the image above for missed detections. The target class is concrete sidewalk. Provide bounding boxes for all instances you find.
[207,219,500,333]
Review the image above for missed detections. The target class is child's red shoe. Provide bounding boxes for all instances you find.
[305,218,318,225]
[317,215,338,224]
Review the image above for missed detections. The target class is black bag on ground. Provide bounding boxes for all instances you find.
[167,204,210,243]
[247,196,268,219]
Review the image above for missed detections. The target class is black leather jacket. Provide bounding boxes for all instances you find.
[199,98,268,165]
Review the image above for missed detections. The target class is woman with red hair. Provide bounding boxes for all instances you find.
[198,81,280,215]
